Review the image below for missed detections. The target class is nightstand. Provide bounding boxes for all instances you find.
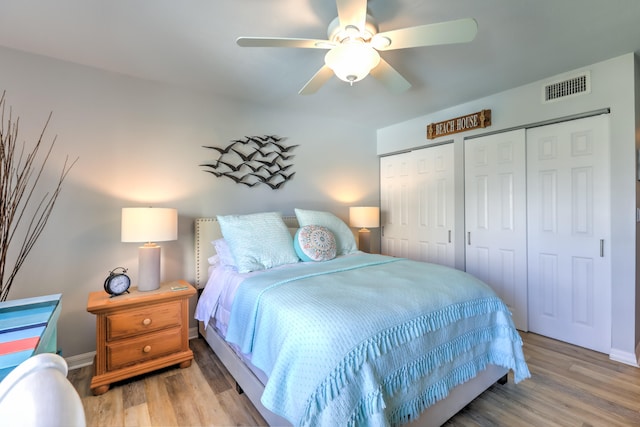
[86,280,196,395]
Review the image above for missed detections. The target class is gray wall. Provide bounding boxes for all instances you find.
[0,46,380,357]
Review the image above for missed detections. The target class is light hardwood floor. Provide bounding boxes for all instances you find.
[69,333,640,426]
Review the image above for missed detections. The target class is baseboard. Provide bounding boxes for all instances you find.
[189,326,199,340]
[66,351,96,370]
[67,327,201,371]
[609,346,640,367]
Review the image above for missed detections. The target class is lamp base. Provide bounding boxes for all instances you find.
[358,228,372,253]
[138,244,161,291]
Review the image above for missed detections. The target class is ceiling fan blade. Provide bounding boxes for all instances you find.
[372,18,478,51]
[336,0,367,31]
[236,37,333,49]
[299,65,335,95]
[369,58,411,93]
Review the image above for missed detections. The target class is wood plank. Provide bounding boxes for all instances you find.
[524,344,640,412]
[69,334,640,427]
[121,379,146,409]
[66,362,93,399]
[123,403,151,427]
[162,372,206,426]
[190,336,234,394]
[179,361,238,426]
[143,370,179,427]
[218,388,268,426]
[83,384,124,427]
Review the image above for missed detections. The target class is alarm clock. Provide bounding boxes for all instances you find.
[104,267,131,297]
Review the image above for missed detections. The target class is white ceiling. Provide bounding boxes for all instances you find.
[1,0,639,128]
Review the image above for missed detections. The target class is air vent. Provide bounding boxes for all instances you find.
[542,72,591,103]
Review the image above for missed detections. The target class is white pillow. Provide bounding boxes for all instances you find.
[217,212,299,273]
[208,254,220,267]
[294,225,337,262]
[294,208,358,255]
[212,239,237,270]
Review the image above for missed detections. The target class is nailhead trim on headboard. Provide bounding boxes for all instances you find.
[194,216,299,289]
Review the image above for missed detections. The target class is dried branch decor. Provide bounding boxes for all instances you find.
[0,92,77,301]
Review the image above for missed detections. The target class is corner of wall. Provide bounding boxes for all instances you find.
[635,52,640,355]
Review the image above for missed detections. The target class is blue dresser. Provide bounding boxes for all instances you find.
[0,294,62,381]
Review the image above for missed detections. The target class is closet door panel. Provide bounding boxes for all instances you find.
[380,144,455,267]
[380,152,412,258]
[464,129,528,330]
[526,114,611,353]
[414,145,455,266]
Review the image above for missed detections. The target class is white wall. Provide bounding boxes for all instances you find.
[378,53,639,365]
[0,46,380,357]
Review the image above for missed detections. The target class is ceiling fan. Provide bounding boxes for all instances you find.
[236,0,478,95]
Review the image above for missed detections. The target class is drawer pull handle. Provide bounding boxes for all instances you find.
[143,345,151,353]
[142,318,152,326]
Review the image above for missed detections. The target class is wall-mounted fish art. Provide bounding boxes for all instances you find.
[201,135,297,189]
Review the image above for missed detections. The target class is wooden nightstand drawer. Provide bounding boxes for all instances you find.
[107,327,183,371]
[106,301,181,340]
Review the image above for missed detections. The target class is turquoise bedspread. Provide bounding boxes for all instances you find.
[225,254,530,427]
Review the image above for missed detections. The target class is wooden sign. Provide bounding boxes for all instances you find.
[426,109,491,139]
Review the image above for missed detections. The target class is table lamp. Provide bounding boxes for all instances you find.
[121,207,177,291]
[349,206,380,253]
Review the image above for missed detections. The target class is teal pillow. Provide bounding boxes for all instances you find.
[294,208,357,255]
[294,225,337,262]
[217,212,299,273]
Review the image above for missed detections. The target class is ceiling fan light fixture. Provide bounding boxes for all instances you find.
[324,43,380,85]
[343,25,361,38]
[238,3,476,95]
[371,35,392,50]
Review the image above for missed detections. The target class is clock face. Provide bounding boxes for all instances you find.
[109,274,130,294]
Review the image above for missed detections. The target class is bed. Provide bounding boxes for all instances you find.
[194,211,529,427]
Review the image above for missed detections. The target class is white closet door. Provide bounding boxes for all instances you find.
[464,129,528,331]
[380,152,412,258]
[527,115,611,353]
[414,144,455,267]
[380,145,455,265]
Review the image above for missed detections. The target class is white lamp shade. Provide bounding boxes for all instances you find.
[121,207,178,243]
[324,43,381,83]
[349,206,380,229]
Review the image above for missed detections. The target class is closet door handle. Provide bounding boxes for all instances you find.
[467,232,471,245]
[600,239,604,257]
[448,230,452,243]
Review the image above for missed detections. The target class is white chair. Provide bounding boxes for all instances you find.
[0,353,86,426]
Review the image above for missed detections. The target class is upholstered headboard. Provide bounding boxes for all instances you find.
[194,216,299,289]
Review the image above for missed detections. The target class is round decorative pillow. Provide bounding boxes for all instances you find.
[294,225,337,262]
